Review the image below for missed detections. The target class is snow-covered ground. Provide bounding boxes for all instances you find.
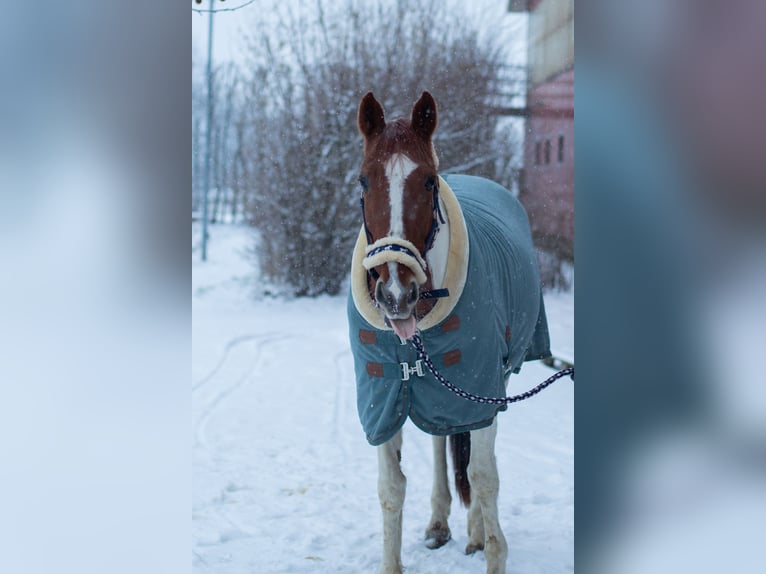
[193,223,573,573]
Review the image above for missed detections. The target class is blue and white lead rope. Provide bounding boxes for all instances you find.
[410,334,574,406]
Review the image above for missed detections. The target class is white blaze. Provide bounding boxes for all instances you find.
[384,154,418,237]
[382,154,418,311]
[387,262,403,299]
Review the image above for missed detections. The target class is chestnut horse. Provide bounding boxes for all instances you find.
[348,91,550,574]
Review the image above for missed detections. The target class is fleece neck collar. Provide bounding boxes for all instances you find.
[350,176,470,331]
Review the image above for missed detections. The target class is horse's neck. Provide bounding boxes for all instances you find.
[425,195,450,289]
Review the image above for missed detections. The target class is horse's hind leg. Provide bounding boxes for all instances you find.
[425,435,452,548]
[468,420,508,574]
[377,430,406,574]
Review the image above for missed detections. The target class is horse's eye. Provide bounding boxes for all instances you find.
[359,175,369,192]
[424,176,436,191]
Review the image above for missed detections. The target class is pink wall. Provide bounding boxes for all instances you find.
[520,68,574,259]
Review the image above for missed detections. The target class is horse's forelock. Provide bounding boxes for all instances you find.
[372,119,437,168]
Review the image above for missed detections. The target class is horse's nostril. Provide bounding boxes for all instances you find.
[408,282,419,305]
[375,281,397,310]
[375,281,385,305]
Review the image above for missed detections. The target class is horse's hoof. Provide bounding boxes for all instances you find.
[425,524,451,549]
[465,541,484,555]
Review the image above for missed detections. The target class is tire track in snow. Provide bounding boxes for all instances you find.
[194,486,257,556]
[194,333,290,450]
[193,333,272,392]
[192,550,210,570]
[194,332,292,551]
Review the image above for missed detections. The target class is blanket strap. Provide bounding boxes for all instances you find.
[419,288,450,300]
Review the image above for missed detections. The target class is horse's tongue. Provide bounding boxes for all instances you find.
[390,315,417,340]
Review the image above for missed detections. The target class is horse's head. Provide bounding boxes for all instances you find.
[357,91,442,339]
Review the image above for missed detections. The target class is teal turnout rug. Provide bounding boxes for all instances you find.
[348,174,550,446]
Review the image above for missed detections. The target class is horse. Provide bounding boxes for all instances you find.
[347,91,550,574]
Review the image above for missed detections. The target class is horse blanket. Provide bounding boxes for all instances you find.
[348,174,550,446]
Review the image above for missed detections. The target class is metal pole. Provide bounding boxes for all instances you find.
[201,0,215,261]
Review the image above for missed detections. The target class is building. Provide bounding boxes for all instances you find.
[510,0,574,263]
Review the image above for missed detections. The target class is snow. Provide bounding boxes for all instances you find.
[193,223,573,573]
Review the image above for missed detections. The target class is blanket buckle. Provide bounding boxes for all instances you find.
[400,359,425,381]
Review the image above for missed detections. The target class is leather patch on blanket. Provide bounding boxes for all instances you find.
[440,315,461,333]
[505,325,511,342]
[359,329,378,345]
[366,362,384,377]
[443,349,462,367]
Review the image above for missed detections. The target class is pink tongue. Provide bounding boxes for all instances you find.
[390,315,417,340]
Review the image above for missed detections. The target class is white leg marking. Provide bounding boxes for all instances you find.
[426,435,452,548]
[384,153,418,238]
[469,420,508,574]
[466,496,485,553]
[378,431,405,574]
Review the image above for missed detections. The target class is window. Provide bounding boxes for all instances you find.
[534,141,541,165]
[544,139,551,164]
[558,135,565,163]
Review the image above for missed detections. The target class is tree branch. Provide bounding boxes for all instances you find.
[192,0,257,15]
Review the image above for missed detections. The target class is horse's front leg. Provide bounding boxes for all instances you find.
[425,435,452,548]
[377,430,406,574]
[469,420,508,574]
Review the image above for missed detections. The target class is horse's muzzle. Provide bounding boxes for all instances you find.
[375,277,419,340]
[374,278,419,320]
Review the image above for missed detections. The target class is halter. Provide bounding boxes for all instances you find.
[360,177,450,300]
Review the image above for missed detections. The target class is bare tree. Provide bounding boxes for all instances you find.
[192,55,249,224]
[192,54,206,215]
[237,0,521,296]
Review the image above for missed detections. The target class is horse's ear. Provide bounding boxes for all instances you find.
[411,91,438,140]
[358,92,386,139]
